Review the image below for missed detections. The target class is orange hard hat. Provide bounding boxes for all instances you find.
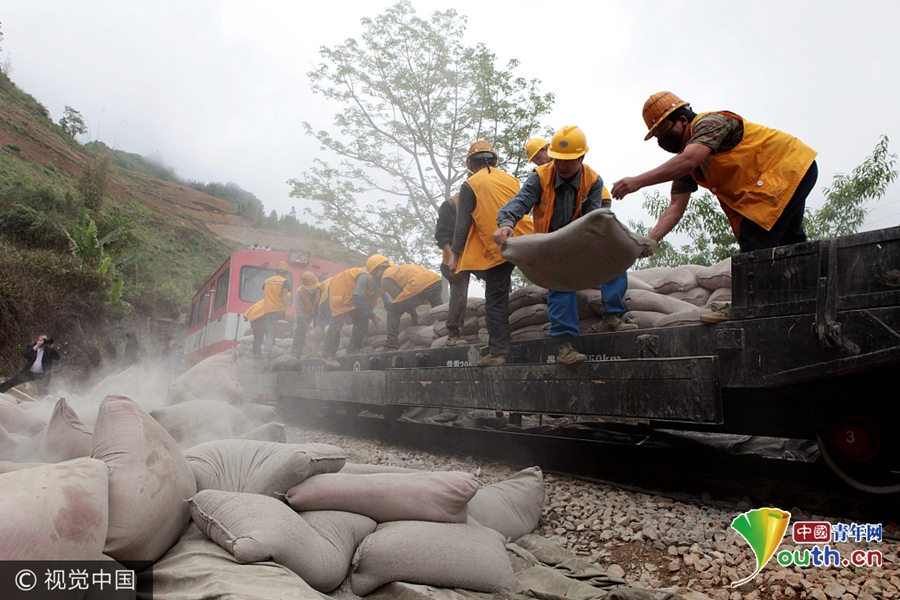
[466,140,498,162]
[642,91,690,140]
[301,271,318,289]
[547,126,588,160]
[276,261,289,272]
[525,137,549,161]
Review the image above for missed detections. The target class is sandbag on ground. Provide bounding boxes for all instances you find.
[286,471,479,523]
[0,460,45,473]
[339,462,423,474]
[39,397,92,463]
[144,522,329,600]
[351,521,517,596]
[185,439,346,497]
[190,489,376,593]
[237,402,277,424]
[0,457,109,560]
[236,422,287,443]
[466,466,544,541]
[91,395,196,563]
[151,399,254,446]
[0,421,39,462]
[501,209,650,292]
[167,349,245,405]
[0,401,45,436]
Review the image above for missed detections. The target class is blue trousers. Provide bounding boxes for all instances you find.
[547,271,629,339]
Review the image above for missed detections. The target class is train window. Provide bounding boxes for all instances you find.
[215,268,230,309]
[239,266,274,303]
[197,294,208,325]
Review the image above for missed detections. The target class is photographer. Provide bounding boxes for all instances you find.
[0,334,61,396]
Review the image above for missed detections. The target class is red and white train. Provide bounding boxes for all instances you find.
[184,248,348,364]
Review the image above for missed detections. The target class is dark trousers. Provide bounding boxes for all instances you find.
[0,368,50,395]
[250,318,266,358]
[323,309,368,357]
[292,318,312,356]
[386,281,444,346]
[441,264,470,337]
[739,161,818,253]
[474,261,515,355]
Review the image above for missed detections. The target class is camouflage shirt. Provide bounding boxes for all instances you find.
[671,112,744,195]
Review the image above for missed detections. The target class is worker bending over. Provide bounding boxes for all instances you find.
[495,126,635,366]
[291,271,321,358]
[368,258,443,352]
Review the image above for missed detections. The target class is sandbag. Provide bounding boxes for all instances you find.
[433,320,449,337]
[576,289,603,319]
[236,422,287,443]
[509,303,549,330]
[465,297,485,318]
[190,489,376,593]
[623,311,666,329]
[339,462,422,475]
[669,286,712,307]
[238,402,277,425]
[351,521,517,596]
[286,471,478,523]
[629,267,672,283]
[429,303,450,321]
[406,325,436,346]
[151,399,254,447]
[185,439,346,497]
[82,364,169,409]
[626,275,655,292]
[0,457,109,560]
[696,257,732,290]
[460,316,481,336]
[466,466,544,541]
[653,265,700,294]
[621,289,697,315]
[511,323,551,341]
[653,308,713,328]
[0,460,45,473]
[0,421,39,462]
[707,286,732,306]
[478,328,490,344]
[146,522,328,600]
[430,335,448,349]
[91,395,196,562]
[501,209,650,292]
[39,397,92,463]
[167,350,245,405]
[508,285,548,313]
[0,401,45,436]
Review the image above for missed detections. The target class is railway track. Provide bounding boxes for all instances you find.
[283,405,898,524]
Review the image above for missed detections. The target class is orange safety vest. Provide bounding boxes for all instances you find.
[262,274,287,314]
[244,299,266,322]
[328,267,379,317]
[441,195,459,267]
[535,163,605,234]
[381,264,442,303]
[458,168,534,272]
[689,111,818,235]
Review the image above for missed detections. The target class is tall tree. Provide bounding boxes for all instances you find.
[288,1,553,266]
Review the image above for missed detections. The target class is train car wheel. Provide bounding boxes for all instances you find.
[817,415,900,495]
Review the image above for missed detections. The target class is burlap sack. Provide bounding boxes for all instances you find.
[478,328,490,344]
[508,285,549,314]
[621,289,697,315]
[466,466,544,541]
[190,489,376,593]
[406,326,436,346]
[580,317,602,334]
[430,303,450,321]
[653,308,714,328]
[706,286,732,306]
[236,422,287,443]
[509,304,549,330]
[286,471,479,523]
[626,275,655,292]
[146,522,328,600]
[623,311,666,329]
[431,336,448,349]
[501,209,650,292]
[465,297,485,318]
[167,350,245,405]
[238,402,277,425]
[576,289,604,319]
[460,316,481,336]
[669,286,712,307]
[653,265,700,294]
[629,267,673,283]
[696,257,732,290]
[185,439,346,497]
[39,397,92,463]
[511,323,551,341]
[0,460,45,473]
[151,400,254,447]
[351,521,517,596]
[83,364,168,408]
[0,457,109,560]
[339,462,422,475]
[0,421,39,462]
[433,320,449,337]
[91,395,196,562]
[0,401,45,436]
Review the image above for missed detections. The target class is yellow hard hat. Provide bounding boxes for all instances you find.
[466,140,498,162]
[547,126,589,160]
[301,271,318,289]
[276,261,289,272]
[365,254,391,274]
[642,91,690,140]
[525,137,550,161]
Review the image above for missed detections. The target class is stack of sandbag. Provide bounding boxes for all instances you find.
[508,285,605,341]
[622,257,731,329]
[405,298,484,349]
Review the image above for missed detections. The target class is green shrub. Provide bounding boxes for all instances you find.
[7,143,20,152]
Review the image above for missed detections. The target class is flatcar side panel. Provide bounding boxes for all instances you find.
[277,371,385,404]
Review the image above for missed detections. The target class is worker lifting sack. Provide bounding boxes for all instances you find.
[500,208,652,292]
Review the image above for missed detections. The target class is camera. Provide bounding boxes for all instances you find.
[43,338,54,345]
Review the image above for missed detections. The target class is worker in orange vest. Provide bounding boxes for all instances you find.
[368,258,443,352]
[611,91,818,255]
[261,261,292,357]
[448,140,533,367]
[291,271,321,358]
[525,137,551,168]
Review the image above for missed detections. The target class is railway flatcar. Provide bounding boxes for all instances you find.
[184,248,348,364]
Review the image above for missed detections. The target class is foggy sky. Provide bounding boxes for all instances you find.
[4,0,899,237]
